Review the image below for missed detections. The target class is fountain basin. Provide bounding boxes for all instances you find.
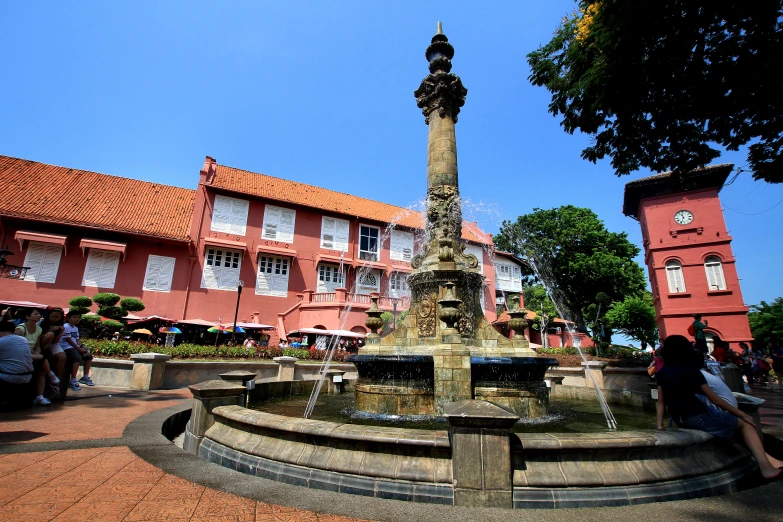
[191,402,755,508]
[349,353,559,417]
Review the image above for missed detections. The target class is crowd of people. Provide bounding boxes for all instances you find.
[650,313,783,481]
[0,307,94,407]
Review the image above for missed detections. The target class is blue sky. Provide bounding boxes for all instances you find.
[2,1,781,314]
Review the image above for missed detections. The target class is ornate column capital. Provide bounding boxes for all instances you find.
[414,25,468,124]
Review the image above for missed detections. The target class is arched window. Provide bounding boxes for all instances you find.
[665,260,686,293]
[704,256,727,291]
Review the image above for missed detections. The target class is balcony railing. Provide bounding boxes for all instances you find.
[302,289,410,310]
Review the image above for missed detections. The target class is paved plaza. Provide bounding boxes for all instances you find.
[1,385,782,522]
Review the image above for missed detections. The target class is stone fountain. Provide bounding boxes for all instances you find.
[350,24,558,417]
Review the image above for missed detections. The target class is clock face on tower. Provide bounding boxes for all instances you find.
[674,209,694,225]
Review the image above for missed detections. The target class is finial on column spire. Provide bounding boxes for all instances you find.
[413,25,468,124]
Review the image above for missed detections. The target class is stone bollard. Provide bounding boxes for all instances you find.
[324,369,346,394]
[273,356,298,381]
[444,400,520,508]
[722,364,745,393]
[548,375,565,398]
[184,380,246,455]
[581,361,608,389]
[130,353,171,390]
[219,370,257,406]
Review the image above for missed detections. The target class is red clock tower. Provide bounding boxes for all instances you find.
[623,164,752,351]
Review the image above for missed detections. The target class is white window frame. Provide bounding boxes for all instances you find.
[494,261,522,292]
[82,249,121,289]
[464,243,484,273]
[201,247,243,291]
[142,255,176,292]
[316,263,345,293]
[704,256,727,291]
[261,205,296,243]
[22,242,62,284]
[665,260,686,293]
[210,195,249,236]
[320,216,350,252]
[358,224,380,262]
[390,229,414,262]
[389,272,410,298]
[357,268,381,294]
[256,255,291,297]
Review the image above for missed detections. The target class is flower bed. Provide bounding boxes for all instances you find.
[82,340,350,362]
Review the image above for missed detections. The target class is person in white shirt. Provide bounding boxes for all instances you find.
[1,319,45,405]
[59,312,94,390]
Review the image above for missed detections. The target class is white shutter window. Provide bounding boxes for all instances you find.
[704,256,727,291]
[143,255,176,292]
[464,244,484,273]
[389,272,411,298]
[279,208,296,243]
[359,225,380,262]
[256,255,290,297]
[201,248,243,291]
[262,206,280,240]
[211,195,249,236]
[357,269,381,294]
[22,242,62,284]
[317,264,344,292]
[390,229,414,262]
[321,216,349,251]
[665,260,686,293]
[82,250,120,288]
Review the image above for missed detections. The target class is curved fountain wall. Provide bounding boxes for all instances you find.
[189,403,755,508]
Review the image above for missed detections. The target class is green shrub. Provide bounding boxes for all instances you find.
[93,293,121,306]
[81,340,350,361]
[98,306,127,320]
[120,297,145,312]
[79,315,101,327]
[68,306,91,315]
[101,319,125,331]
[68,296,93,308]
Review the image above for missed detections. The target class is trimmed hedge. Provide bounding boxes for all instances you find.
[82,340,348,361]
[93,293,121,306]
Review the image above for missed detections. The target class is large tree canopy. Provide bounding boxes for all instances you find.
[495,205,647,329]
[528,1,783,183]
[604,292,659,350]
[748,298,783,349]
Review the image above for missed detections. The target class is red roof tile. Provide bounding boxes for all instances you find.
[0,155,195,241]
[210,163,491,244]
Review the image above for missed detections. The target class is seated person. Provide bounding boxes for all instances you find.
[0,319,39,404]
[60,312,94,390]
[656,335,782,480]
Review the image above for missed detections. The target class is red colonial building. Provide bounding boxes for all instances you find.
[0,155,497,343]
[623,164,753,351]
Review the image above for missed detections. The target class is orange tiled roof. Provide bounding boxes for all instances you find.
[211,163,491,244]
[0,155,195,241]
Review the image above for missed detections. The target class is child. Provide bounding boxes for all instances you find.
[59,312,94,390]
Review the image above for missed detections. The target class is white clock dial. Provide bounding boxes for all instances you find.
[674,210,694,225]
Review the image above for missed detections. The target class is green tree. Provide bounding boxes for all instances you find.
[528,1,783,183]
[748,298,783,349]
[495,206,647,329]
[604,292,659,351]
[523,285,559,349]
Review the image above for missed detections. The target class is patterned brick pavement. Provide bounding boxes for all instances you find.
[0,387,369,521]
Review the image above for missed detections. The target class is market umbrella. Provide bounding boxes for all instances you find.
[132,328,153,336]
[159,326,182,334]
[207,326,230,334]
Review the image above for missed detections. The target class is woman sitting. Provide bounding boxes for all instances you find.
[656,335,782,480]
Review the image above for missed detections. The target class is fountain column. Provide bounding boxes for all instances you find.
[413,24,473,413]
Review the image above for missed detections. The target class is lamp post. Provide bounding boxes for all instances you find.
[392,301,398,331]
[231,280,244,344]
